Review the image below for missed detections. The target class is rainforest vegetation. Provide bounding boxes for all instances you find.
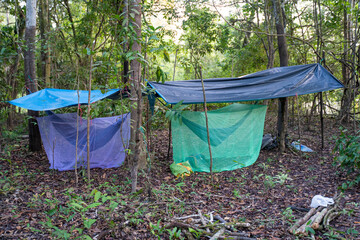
[0,0,360,239]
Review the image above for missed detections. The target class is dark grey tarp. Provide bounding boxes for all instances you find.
[148,63,344,104]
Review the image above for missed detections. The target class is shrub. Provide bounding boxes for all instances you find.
[333,129,360,189]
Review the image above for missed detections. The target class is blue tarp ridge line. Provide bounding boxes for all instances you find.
[148,63,344,105]
[8,88,121,111]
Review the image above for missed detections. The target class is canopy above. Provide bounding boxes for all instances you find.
[9,88,120,111]
[148,63,344,104]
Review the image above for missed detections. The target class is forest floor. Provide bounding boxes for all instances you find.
[0,115,359,240]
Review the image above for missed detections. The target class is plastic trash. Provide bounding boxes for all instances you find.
[261,134,278,150]
[310,195,334,208]
[291,141,314,152]
[261,134,273,149]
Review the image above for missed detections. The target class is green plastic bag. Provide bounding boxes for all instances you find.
[170,161,193,178]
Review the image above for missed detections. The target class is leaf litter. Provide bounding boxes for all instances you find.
[0,117,359,239]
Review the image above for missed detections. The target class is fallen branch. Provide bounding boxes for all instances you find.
[198,209,210,232]
[288,208,316,233]
[219,236,257,240]
[93,229,111,240]
[323,209,340,229]
[174,214,199,220]
[294,212,318,236]
[225,230,251,237]
[209,227,225,240]
[311,208,328,229]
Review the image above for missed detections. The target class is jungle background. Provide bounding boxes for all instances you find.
[0,0,360,239]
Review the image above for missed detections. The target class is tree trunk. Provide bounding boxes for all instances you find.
[264,0,275,69]
[122,0,129,84]
[129,0,143,193]
[39,0,51,87]
[6,5,25,130]
[273,0,289,152]
[25,0,42,152]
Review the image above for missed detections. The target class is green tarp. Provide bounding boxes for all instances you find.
[172,103,267,172]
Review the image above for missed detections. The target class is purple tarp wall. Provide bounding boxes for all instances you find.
[37,112,131,171]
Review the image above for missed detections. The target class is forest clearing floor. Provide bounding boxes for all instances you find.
[0,116,359,240]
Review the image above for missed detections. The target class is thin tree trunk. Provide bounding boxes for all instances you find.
[273,0,289,152]
[122,0,129,84]
[86,44,94,182]
[25,0,42,151]
[340,2,352,122]
[199,67,213,177]
[264,0,275,69]
[129,0,142,193]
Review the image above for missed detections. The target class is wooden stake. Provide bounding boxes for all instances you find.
[320,51,325,149]
[167,49,178,160]
[167,105,172,161]
[75,60,79,186]
[199,67,213,176]
[86,43,95,182]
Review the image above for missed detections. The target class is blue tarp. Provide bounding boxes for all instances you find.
[9,88,120,111]
[148,63,344,104]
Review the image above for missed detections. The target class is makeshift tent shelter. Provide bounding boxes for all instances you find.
[148,63,343,104]
[38,112,130,171]
[172,103,267,172]
[8,88,120,111]
[148,63,344,173]
[9,89,130,171]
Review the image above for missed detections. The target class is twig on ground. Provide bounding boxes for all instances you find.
[209,227,225,240]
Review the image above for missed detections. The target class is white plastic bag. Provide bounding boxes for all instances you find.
[310,195,334,208]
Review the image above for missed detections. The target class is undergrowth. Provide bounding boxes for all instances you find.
[333,128,360,190]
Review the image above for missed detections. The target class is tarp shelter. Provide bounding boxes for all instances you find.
[148,63,344,104]
[8,88,120,111]
[9,88,130,171]
[148,63,344,173]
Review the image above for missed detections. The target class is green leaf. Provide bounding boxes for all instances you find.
[87,202,102,209]
[47,208,57,216]
[109,201,119,210]
[84,218,96,229]
[149,35,159,41]
[163,51,170,62]
[305,226,315,235]
[94,191,101,202]
[70,203,84,210]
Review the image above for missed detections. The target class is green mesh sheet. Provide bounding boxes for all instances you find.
[172,103,267,172]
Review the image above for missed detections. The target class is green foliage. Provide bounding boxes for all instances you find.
[333,128,360,189]
[282,207,295,224]
[150,219,165,239]
[165,101,187,123]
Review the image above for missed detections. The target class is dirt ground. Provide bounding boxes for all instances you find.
[0,113,359,239]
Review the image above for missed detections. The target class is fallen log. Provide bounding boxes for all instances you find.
[295,211,319,236]
[288,207,316,233]
[311,208,328,229]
